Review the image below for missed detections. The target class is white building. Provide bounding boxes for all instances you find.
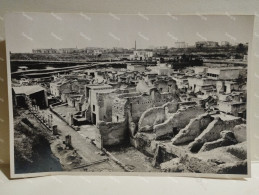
[129,50,153,61]
[206,67,242,80]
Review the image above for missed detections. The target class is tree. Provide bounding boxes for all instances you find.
[236,43,247,54]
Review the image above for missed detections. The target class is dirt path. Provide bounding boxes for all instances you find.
[42,109,124,172]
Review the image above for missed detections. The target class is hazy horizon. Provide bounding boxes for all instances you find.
[5,13,254,53]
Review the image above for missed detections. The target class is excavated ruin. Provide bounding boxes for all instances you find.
[131,101,247,174]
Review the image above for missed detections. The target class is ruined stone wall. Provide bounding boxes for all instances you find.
[153,106,206,139]
[61,93,68,103]
[138,101,179,132]
[60,83,72,95]
[231,103,246,117]
[71,81,80,92]
[133,132,158,156]
[218,101,232,113]
[67,97,75,107]
[188,117,244,152]
[138,107,166,132]
[97,93,117,122]
[75,100,82,111]
[85,106,91,122]
[112,97,128,122]
[154,80,177,94]
[171,113,213,145]
[163,101,179,113]
[113,91,178,124]
[97,120,128,146]
[233,124,246,143]
[130,92,177,123]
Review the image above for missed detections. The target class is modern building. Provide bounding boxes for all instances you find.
[206,67,242,80]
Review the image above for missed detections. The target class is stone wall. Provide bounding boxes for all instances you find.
[188,116,244,152]
[130,91,176,123]
[153,106,206,139]
[138,101,179,132]
[152,142,186,166]
[113,90,179,124]
[138,107,166,132]
[97,120,128,146]
[97,93,117,122]
[163,101,179,113]
[233,124,246,143]
[133,132,158,156]
[112,97,128,122]
[171,113,213,145]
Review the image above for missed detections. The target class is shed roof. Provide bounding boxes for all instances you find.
[13,85,45,95]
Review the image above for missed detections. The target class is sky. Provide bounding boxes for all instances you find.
[5,13,254,53]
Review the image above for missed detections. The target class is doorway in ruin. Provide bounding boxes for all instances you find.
[16,95,26,107]
[224,85,227,93]
[92,113,96,125]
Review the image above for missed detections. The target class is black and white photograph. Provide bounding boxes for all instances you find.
[5,13,253,178]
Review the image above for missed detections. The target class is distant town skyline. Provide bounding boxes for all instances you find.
[5,13,253,53]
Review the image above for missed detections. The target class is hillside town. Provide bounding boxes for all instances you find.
[11,41,248,174]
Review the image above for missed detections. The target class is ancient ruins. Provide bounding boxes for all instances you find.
[11,41,248,174]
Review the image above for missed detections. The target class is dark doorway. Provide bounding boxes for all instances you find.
[173,127,178,136]
[86,88,90,98]
[16,96,26,107]
[92,113,96,125]
[224,85,227,92]
[29,91,47,108]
